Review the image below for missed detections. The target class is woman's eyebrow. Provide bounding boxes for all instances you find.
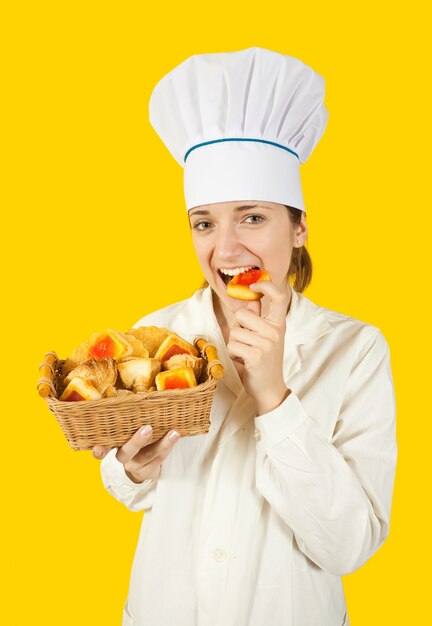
[189,204,270,217]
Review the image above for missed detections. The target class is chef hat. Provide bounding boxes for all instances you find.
[149,47,328,212]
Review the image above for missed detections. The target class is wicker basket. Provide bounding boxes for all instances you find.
[37,338,223,451]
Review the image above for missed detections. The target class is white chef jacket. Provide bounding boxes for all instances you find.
[101,285,397,626]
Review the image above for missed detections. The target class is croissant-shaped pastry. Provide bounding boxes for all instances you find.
[117,357,161,393]
[63,357,117,396]
[126,326,172,358]
[163,354,203,381]
[154,334,199,363]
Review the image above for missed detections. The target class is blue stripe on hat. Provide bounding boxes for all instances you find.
[184,138,300,163]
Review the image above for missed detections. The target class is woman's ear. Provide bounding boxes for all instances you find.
[294,212,308,247]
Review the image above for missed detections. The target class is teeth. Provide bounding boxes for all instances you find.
[219,265,256,276]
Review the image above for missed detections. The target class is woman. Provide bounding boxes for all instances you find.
[92,49,397,626]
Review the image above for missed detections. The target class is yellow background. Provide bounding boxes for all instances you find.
[2,1,429,623]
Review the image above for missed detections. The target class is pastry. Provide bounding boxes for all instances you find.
[163,354,203,381]
[63,357,117,396]
[59,377,102,401]
[63,329,148,375]
[154,334,199,362]
[117,357,161,393]
[126,326,172,357]
[226,268,271,301]
[155,366,197,390]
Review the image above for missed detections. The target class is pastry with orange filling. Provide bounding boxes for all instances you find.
[59,377,102,402]
[155,366,197,390]
[154,334,199,363]
[63,330,148,375]
[225,268,271,301]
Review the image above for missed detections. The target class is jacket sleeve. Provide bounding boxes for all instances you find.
[254,328,397,576]
[100,448,158,512]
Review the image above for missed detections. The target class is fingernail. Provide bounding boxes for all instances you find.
[140,425,152,436]
[168,430,180,442]
[93,448,102,457]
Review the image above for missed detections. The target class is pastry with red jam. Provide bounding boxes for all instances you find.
[225,267,271,301]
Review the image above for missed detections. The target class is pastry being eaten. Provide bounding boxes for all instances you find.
[226,268,271,301]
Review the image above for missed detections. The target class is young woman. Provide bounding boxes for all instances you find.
[92,49,397,626]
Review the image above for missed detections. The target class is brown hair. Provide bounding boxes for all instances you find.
[285,205,312,293]
[197,204,313,293]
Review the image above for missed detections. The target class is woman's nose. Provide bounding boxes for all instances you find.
[214,226,245,260]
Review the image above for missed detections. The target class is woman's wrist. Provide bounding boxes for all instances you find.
[255,386,291,416]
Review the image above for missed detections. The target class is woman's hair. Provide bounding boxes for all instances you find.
[198,204,312,293]
[285,205,312,293]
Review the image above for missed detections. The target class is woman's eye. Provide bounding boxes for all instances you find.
[193,221,212,231]
[244,214,264,224]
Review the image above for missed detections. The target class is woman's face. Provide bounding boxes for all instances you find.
[188,200,308,312]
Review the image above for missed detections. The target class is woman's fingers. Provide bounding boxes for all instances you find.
[244,299,261,317]
[115,425,154,465]
[125,457,163,484]
[122,428,181,483]
[126,430,181,471]
[229,325,276,348]
[249,281,291,324]
[92,446,112,460]
[92,426,181,486]
[233,308,279,339]
[231,300,261,330]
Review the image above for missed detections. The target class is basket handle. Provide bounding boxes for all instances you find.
[37,351,58,397]
[194,338,224,379]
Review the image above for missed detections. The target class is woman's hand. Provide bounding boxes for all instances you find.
[92,426,180,483]
[227,280,291,415]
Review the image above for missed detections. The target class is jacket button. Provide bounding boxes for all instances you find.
[212,548,227,562]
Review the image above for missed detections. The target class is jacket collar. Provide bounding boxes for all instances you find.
[284,286,335,345]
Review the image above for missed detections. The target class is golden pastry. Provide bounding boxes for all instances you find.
[163,354,203,381]
[63,357,117,396]
[226,268,271,301]
[154,334,199,363]
[117,357,161,393]
[126,326,172,357]
[63,329,147,374]
[155,366,197,390]
[59,377,102,402]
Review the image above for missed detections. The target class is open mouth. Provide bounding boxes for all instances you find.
[217,266,260,286]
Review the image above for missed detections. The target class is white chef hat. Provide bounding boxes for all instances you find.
[149,47,328,212]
